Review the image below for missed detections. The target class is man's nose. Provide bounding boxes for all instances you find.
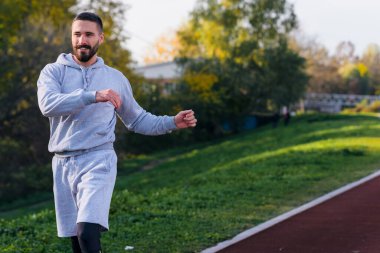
[78,35,88,45]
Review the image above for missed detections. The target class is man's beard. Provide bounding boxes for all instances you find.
[73,41,100,62]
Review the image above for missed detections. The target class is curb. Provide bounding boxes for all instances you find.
[201,170,380,253]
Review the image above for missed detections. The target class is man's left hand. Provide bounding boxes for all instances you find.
[174,110,197,129]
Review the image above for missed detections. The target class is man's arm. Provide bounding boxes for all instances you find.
[37,64,122,117]
[37,64,96,117]
[116,78,196,135]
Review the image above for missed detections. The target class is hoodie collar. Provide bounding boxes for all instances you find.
[56,53,105,69]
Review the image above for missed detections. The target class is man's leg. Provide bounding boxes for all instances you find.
[71,236,82,253]
[74,150,117,252]
[77,222,102,253]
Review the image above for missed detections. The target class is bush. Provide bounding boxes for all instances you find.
[0,139,52,205]
[342,99,380,113]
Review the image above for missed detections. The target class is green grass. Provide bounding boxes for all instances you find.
[2,113,380,252]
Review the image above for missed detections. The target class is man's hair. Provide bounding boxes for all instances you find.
[73,12,103,32]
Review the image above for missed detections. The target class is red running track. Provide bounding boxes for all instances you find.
[218,174,380,253]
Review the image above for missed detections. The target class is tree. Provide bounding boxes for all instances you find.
[338,62,370,94]
[360,44,380,94]
[289,32,342,94]
[261,39,308,109]
[334,41,356,65]
[0,0,76,202]
[175,0,307,134]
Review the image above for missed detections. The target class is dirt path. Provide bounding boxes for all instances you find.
[141,158,168,171]
[216,173,380,253]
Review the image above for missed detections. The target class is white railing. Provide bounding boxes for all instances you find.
[303,93,380,113]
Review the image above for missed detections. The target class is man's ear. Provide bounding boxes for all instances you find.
[99,33,105,45]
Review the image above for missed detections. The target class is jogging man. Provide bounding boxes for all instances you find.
[37,12,197,253]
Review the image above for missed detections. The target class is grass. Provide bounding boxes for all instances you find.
[2,113,380,252]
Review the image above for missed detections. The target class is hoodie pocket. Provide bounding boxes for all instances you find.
[102,150,117,174]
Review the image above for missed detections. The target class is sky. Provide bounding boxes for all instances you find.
[124,0,380,65]
[124,0,197,65]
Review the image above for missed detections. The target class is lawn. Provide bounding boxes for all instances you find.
[1,113,380,252]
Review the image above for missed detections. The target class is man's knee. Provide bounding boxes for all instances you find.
[77,222,100,240]
[77,222,102,253]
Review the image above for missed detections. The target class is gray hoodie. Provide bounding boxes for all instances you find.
[37,53,176,154]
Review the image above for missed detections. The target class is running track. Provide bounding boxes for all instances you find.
[204,171,380,253]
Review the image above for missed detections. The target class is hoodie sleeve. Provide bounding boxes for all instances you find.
[116,77,177,135]
[37,64,96,117]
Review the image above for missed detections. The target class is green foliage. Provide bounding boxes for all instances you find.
[342,99,380,114]
[0,0,74,157]
[2,114,380,252]
[0,0,75,204]
[175,0,307,134]
[361,44,380,94]
[261,39,309,109]
[338,62,370,94]
[178,0,297,60]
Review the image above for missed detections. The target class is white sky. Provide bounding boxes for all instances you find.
[124,0,197,65]
[289,0,380,56]
[124,0,380,65]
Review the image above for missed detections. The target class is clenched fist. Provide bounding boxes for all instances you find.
[174,110,197,129]
[95,89,122,109]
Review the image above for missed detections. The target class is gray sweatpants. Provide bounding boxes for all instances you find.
[52,149,117,237]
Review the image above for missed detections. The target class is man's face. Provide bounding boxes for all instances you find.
[71,20,104,62]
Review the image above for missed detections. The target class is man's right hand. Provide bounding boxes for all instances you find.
[95,89,122,109]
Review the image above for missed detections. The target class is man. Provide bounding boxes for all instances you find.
[37,12,197,253]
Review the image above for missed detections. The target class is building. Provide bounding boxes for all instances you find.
[134,61,181,95]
